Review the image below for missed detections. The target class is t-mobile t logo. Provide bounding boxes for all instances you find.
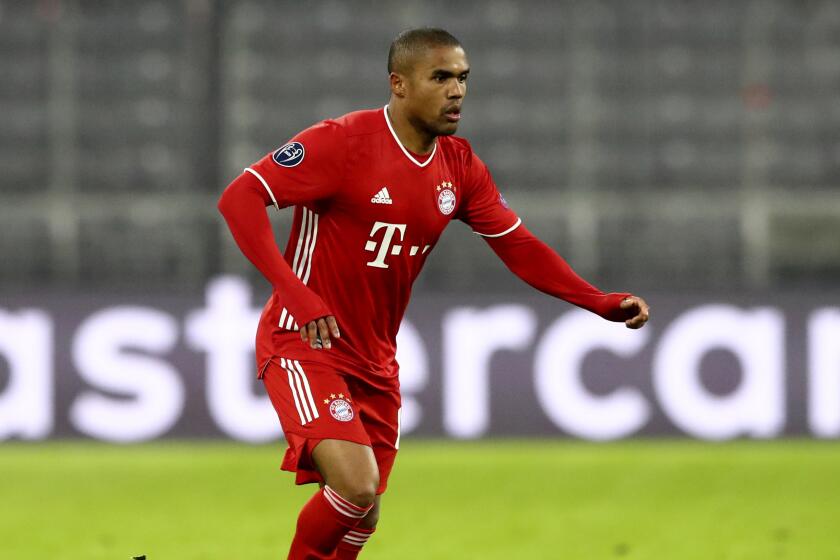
[365,222,406,268]
[365,221,430,268]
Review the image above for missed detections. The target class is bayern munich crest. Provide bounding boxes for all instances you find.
[323,393,354,422]
[436,181,457,215]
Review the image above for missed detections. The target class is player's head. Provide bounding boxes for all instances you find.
[388,28,469,138]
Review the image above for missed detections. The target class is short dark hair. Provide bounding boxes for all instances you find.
[387,28,462,74]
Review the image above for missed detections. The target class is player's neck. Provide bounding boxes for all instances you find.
[386,103,436,155]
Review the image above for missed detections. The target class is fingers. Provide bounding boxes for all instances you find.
[623,296,650,329]
[316,318,332,349]
[299,316,340,349]
[326,316,341,339]
[307,321,320,348]
[625,315,647,329]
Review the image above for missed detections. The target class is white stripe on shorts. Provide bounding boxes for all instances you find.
[279,358,318,425]
[280,357,307,425]
[293,360,319,420]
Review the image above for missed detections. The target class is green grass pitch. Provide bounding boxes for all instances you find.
[2,440,838,559]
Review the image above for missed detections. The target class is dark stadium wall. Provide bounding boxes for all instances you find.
[0,276,838,442]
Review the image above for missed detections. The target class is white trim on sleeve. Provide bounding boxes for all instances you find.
[474,217,522,238]
[244,167,279,211]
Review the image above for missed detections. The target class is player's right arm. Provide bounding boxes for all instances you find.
[217,121,346,348]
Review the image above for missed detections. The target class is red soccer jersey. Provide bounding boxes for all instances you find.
[244,107,520,381]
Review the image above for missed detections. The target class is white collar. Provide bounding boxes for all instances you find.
[383,105,437,168]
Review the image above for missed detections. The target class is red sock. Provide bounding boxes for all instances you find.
[287,486,372,560]
[335,527,376,559]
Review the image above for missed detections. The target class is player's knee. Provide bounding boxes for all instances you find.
[330,471,378,507]
[314,440,380,507]
[344,473,379,507]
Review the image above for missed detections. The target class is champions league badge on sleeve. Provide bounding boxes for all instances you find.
[323,393,354,422]
[272,142,305,167]
[435,181,457,215]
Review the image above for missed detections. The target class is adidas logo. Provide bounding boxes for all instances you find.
[371,187,393,205]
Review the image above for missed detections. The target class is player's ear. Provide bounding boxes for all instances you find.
[389,72,407,98]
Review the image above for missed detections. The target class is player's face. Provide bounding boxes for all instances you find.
[404,46,469,138]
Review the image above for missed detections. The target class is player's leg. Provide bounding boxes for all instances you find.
[335,501,378,558]
[288,439,379,559]
[260,358,378,560]
[335,495,379,559]
[334,376,401,558]
[311,439,379,506]
[357,496,380,530]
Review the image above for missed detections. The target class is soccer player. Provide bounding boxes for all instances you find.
[218,28,649,559]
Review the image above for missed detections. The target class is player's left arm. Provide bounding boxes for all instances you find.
[483,226,650,329]
[457,149,649,329]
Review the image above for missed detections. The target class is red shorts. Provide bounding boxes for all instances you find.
[260,357,401,495]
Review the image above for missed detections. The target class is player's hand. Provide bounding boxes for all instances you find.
[299,316,341,349]
[620,296,650,329]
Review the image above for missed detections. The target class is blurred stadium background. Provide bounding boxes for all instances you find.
[3,0,840,292]
[2,1,840,558]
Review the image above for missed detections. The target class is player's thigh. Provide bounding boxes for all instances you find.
[312,439,379,504]
[350,377,402,495]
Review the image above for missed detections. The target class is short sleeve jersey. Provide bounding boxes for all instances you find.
[247,107,520,382]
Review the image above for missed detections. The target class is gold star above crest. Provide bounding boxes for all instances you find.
[330,393,336,399]
[338,393,344,399]
[323,399,330,404]
[436,184,442,191]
